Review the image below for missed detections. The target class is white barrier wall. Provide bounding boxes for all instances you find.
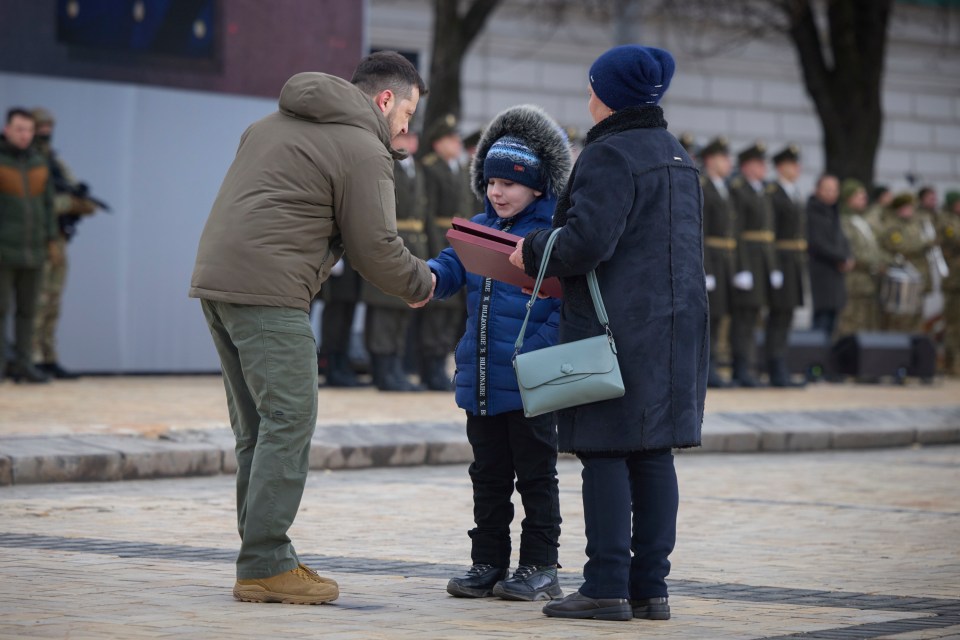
[1,71,275,372]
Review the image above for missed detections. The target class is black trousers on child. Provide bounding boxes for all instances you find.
[465,410,561,568]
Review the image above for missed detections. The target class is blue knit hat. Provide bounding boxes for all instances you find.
[483,135,544,192]
[589,45,676,111]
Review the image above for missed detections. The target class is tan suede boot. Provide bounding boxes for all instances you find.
[233,564,339,604]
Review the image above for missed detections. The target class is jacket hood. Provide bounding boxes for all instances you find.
[278,72,392,150]
[470,104,572,201]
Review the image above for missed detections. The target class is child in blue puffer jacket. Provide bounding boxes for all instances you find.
[425,105,572,603]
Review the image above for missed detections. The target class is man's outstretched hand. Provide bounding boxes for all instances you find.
[508,238,525,270]
[408,273,436,308]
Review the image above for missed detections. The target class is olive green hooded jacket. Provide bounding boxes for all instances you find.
[189,72,432,311]
[0,136,55,267]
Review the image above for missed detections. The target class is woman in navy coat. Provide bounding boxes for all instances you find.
[511,45,708,622]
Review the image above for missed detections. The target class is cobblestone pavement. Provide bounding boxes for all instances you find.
[0,375,958,438]
[0,446,957,639]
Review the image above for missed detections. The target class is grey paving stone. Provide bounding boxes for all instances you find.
[831,423,917,450]
[69,435,222,480]
[0,436,124,484]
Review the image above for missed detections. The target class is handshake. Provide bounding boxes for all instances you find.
[408,273,437,309]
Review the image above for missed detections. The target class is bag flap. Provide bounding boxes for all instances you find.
[514,335,618,389]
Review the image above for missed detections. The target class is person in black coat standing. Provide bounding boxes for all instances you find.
[510,45,707,623]
[807,174,853,339]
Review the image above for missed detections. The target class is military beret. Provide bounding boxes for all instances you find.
[31,107,55,126]
[700,136,729,159]
[737,140,766,164]
[889,192,915,209]
[425,113,460,145]
[772,143,800,165]
[840,178,865,202]
[946,191,960,210]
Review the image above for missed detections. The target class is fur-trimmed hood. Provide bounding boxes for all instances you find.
[470,104,572,201]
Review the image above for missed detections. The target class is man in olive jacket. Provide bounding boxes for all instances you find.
[1,107,58,384]
[189,52,434,604]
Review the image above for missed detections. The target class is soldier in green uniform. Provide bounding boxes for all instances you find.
[765,144,807,387]
[418,114,475,390]
[699,136,737,387]
[865,184,892,230]
[938,191,960,375]
[917,185,939,229]
[877,193,935,333]
[318,257,364,387]
[838,179,887,336]
[728,141,777,387]
[30,108,98,379]
[361,130,427,391]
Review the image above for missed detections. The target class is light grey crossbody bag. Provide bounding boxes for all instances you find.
[512,228,625,418]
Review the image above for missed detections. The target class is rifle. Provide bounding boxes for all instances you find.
[53,176,112,213]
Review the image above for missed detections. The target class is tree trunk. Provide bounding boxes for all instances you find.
[423,0,502,141]
[785,0,892,187]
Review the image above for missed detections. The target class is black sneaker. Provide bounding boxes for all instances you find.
[631,596,670,620]
[493,564,563,601]
[446,564,508,598]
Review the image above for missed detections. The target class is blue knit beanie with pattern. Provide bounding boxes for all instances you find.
[483,135,544,192]
[589,45,675,110]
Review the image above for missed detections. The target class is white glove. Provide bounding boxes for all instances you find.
[331,259,345,276]
[770,270,784,290]
[733,271,754,291]
[705,274,717,292]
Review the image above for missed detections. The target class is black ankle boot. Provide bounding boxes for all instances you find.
[768,358,805,388]
[631,596,671,620]
[707,362,730,388]
[446,564,508,598]
[325,353,363,387]
[493,564,563,601]
[422,357,453,391]
[9,364,50,384]
[732,358,762,388]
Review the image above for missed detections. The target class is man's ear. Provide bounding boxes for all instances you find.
[374,89,394,115]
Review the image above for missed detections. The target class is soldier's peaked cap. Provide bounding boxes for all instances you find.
[772,143,800,165]
[737,140,766,164]
[425,113,460,145]
[700,136,730,158]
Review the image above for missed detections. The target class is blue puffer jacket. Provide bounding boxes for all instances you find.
[428,197,561,416]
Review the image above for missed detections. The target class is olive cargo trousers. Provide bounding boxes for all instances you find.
[201,299,318,579]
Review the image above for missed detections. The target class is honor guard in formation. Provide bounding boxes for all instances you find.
[728,141,777,387]
[418,113,475,390]
[699,136,737,387]
[877,193,935,333]
[939,192,960,375]
[30,107,101,380]
[838,179,887,335]
[765,144,807,386]
[361,130,428,392]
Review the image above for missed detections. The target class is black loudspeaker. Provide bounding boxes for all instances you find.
[784,330,835,378]
[832,332,914,379]
[908,335,936,381]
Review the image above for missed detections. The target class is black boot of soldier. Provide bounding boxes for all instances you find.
[731,358,762,388]
[389,355,424,392]
[8,363,50,384]
[707,360,730,388]
[422,357,453,391]
[325,353,363,388]
[38,362,80,380]
[769,358,805,388]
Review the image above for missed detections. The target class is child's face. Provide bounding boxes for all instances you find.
[486,178,542,219]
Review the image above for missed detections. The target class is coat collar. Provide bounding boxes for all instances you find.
[584,106,668,146]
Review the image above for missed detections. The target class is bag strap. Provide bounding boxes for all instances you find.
[514,228,615,355]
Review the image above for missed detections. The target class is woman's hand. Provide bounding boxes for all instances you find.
[509,238,525,270]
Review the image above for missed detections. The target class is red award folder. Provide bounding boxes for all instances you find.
[446,217,563,299]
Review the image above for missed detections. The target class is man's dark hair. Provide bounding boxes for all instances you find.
[870,184,889,203]
[351,51,427,100]
[918,185,934,200]
[6,107,33,125]
[815,173,837,188]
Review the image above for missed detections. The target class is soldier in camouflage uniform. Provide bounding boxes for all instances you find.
[877,193,935,334]
[699,136,737,387]
[728,141,777,387]
[30,108,98,379]
[765,144,807,387]
[418,114,475,390]
[361,130,428,391]
[938,191,960,375]
[837,179,886,336]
